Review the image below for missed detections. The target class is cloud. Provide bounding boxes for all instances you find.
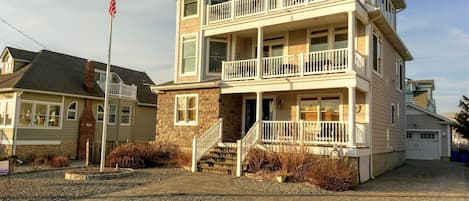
[448,28,469,45]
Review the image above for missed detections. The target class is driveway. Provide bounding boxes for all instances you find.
[77,160,468,201]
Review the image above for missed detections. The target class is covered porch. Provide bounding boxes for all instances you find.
[220,88,370,148]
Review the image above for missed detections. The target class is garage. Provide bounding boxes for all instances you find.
[406,131,440,160]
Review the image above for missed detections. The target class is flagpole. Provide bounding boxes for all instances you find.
[100,14,114,172]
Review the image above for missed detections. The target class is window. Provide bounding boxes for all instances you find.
[97,104,104,122]
[208,40,227,73]
[181,35,197,74]
[300,96,340,121]
[109,104,117,124]
[0,101,14,127]
[391,104,396,125]
[310,31,328,52]
[18,101,62,128]
[334,28,348,49]
[120,105,131,125]
[373,33,383,74]
[175,94,198,125]
[406,133,412,139]
[420,133,436,139]
[183,0,198,17]
[67,102,78,120]
[396,56,404,91]
[2,56,14,74]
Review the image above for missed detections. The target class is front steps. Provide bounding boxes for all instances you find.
[197,143,245,176]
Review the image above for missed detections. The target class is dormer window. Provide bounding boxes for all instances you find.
[95,70,123,84]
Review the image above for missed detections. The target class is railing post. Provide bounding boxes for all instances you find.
[348,87,356,147]
[256,27,264,79]
[299,54,304,77]
[236,139,242,177]
[192,136,197,172]
[264,0,268,13]
[299,120,304,145]
[219,118,223,142]
[221,61,225,80]
[231,0,235,19]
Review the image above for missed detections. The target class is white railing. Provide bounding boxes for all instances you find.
[354,51,366,77]
[263,54,300,78]
[222,48,353,81]
[98,82,138,100]
[207,1,232,23]
[236,121,259,177]
[192,118,223,172]
[207,0,333,24]
[222,59,257,81]
[261,121,355,146]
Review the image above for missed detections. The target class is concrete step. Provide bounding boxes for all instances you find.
[199,161,236,168]
[208,151,237,158]
[198,166,234,175]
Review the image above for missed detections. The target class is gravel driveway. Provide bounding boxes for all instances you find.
[1,160,467,201]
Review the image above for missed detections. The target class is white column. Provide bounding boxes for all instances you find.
[348,87,356,147]
[365,23,372,79]
[256,91,263,122]
[348,11,356,71]
[198,31,205,82]
[365,92,371,147]
[231,33,237,61]
[256,27,264,79]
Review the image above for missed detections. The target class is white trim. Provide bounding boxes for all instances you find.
[1,140,61,145]
[151,79,220,93]
[372,28,384,78]
[13,88,104,101]
[296,93,344,122]
[395,54,404,92]
[66,101,78,121]
[181,0,200,20]
[406,103,451,123]
[179,33,199,76]
[406,129,442,159]
[108,103,117,125]
[120,105,132,126]
[174,94,199,126]
[174,0,181,82]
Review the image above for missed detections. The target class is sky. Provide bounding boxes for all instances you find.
[0,0,468,114]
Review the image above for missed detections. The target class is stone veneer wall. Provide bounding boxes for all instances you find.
[156,88,221,151]
[10,140,78,160]
[220,94,243,142]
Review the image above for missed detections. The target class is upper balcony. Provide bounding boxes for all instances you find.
[204,0,402,33]
[222,48,366,81]
[97,82,138,100]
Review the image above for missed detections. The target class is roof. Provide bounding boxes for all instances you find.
[151,79,221,93]
[407,103,451,123]
[5,47,37,62]
[0,47,156,105]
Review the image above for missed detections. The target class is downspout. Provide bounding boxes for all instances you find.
[12,91,23,156]
[368,15,381,180]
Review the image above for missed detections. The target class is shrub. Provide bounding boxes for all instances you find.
[49,155,70,168]
[106,143,160,168]
[305,157,358,191]
[245,149,358,191]
[106,143,190,169]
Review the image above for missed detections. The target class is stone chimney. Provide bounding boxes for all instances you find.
[85,60,95,93]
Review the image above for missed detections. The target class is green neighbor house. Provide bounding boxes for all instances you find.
[0,47,157,160]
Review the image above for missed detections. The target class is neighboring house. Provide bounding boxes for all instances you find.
[152,0,412,181]
[0,47,157,160]
[405,79,451,160]
[443,113,468,151]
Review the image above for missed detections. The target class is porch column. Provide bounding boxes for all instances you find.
[347,11,356,71]
[231,33,237,61]
[198,30,206,82]
[256,91,263,122]
[365,92,371,147]
[348,87,356,147]
[256,26,264,79]
[365,23,372,79]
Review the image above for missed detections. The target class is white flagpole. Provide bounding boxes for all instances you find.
[100,14,114,172]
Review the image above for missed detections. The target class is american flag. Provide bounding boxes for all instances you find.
[109,0,117,18]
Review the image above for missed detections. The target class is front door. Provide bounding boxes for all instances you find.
[244,98,274,133]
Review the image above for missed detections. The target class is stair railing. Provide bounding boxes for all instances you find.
[192,118,223,172]
[236,121,260,177]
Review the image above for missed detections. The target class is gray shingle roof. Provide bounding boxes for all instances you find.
[0,47,156,105]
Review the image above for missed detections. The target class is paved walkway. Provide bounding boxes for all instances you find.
[77,160,469,201]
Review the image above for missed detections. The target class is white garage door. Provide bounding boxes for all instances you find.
[406,131,439,160]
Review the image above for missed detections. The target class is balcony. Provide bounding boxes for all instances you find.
[98,82,138,100]
[221,48,366,81]
[207,0,333,24]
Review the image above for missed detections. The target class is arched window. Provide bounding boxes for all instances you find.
[97,104,104,122]
[67,101,78,120]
